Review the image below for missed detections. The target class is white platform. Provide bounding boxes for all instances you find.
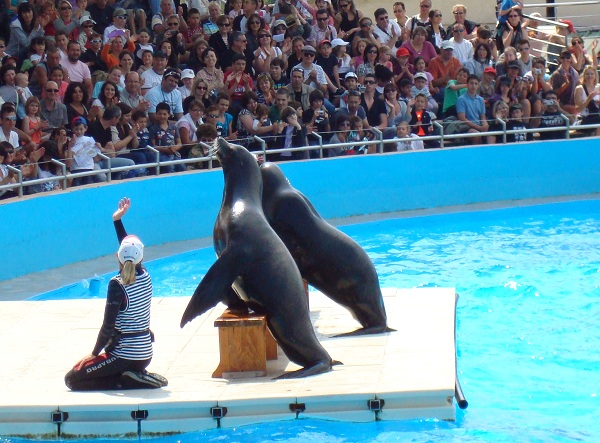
[0,288,458,438]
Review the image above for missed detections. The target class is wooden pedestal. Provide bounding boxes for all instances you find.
[212,310,278,379]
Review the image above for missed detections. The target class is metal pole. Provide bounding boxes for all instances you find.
[546,0,556,20]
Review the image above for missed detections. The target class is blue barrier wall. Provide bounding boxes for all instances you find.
[1,138,599,281]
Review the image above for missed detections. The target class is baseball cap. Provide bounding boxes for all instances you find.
[559,19,575,33]
[440,40,454,50]
[302,45,316,53]
[396,47,410,57]
[113,8,127,17]
[331,38,348,48]
[345,72,358,80]
[117,235,144,265]
[507,60,520,69]
[153,50,167,58]
[483,67,497,76]
[413,72,427,80]
[80,12,96,25]
[181,68,194,80]
[319,39,331,46]
[285,15,297,26]
[273,19,287,29]
[163,67,180,79]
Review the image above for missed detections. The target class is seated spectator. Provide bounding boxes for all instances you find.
[478,67,497,102]
[551,50,579,114]
[224,53,255,111]
[237,90,282,147]
[395,120,424,151]
[517,39,533,75]
[177,99,204,156]
[487,76,516,119]
[464,43,493,79]
[486,100,509,144]
[41,82,69,129]
[303,89,331,145]
[86,105,136,180]
[442,68,468,118]
[0,141,17,200]
[328,115,353,157]
[471,24,498,63]
[54,0,79,42]
[80,33,108,74]
[530,91,574,140]
[456,74,488,144]
[196,48,225,97]
[497,9,523,54]
[145,68,184,123]
[495,46,518,77]
[426,8,448,53]
[506,103,533,142]
[333,90,369,129]
[371,8,400,49]
[428,40,462,102]
[360,73,388,130]
[449,22,473,65]
[188,123,218,170]
[412,72,438,114]
[447,4,478,41]
[574,66,600,136]
[91,81,121,120]
[408,93,434,146]
[383,82,408,127]
[286,67,316,111]
[114,102,147,175]
[148,102,185,174]
[400,26,437,65]
[394,47,414,86]
[348,115,372,154]
[67,116,103,187]
[276,106,308,161]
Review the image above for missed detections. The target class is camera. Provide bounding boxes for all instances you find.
[543,99,555,106]
[535,68,542,74]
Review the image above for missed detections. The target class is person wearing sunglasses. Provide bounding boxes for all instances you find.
[87,0,117,37]
[445,4,478,41]
[449,24,473,65]
[53,0,79,41]
[372,8,400,49]
[307,8,337,49]
[0,141,18,200]
[334,0,363,45]
[497,8,523,54]
[7,2,49,63]
[405,0,431,39]
[41,81,69,129]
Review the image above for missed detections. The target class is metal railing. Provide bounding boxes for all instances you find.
[2,118,600,199]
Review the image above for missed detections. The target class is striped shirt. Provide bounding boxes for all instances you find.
[111,270,153,360]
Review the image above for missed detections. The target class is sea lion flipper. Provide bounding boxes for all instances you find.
[180,250,241,328]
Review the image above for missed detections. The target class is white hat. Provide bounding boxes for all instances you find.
[80,12,96,25]
[440,40,454,50]
[331,38,348,48]
[181,68,195,80]
[117,235,144,265]
[414,72,427,80]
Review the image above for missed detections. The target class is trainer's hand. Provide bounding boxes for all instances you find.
[112,197,131,221]
[74,354,97,371]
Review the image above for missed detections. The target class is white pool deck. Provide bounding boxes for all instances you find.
[0,284,459,438]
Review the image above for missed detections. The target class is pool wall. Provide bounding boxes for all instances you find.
[2,138,599,281]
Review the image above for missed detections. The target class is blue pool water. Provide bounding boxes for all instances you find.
[18,199,600,442]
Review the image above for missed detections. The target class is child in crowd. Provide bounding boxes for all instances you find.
[21,97,46,145]
[409,94,434,140]
[224,54,254,110]
[182,8,204,49]
[442,68,468,117]
[55,31,69,60]
[227,0,242,19]
[28,36,47,68]
[506,103,533,142]
[135,29,154,67]
[188,123,218,169]
[395,120,424,151]
[332,39,351,79]
[270,59,288,91]
[137,50,153,75]
[148,102,185,174]
[411,72,438,114]
[398,78,413,107]
[316,39,341,92]
[68,116,102,187]
[253,103,271,131]
[350,38,367,71]
[348,115,371,154]
[478,67,497,101]
[378,46,394,71]
[15,73,33,119]
[412,56,434,93]
[394,47,414,86]
[132,110,153,163]
[214,94,236,138]
[179,69,195,99]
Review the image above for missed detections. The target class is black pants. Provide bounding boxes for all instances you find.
[65,353,151,391]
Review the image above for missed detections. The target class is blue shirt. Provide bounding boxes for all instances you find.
[456,92,486,126]
[144,85,184,116]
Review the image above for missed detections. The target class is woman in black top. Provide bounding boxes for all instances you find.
[65,198,167,391]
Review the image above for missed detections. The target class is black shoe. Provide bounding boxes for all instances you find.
[122,371,167,388]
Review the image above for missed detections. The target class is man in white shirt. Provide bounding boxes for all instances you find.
[449,23,473,65]
[141,51,167,92]
[292,45,327,94]
[372,8,400,49]
[145,68,184,122]
[63,41,94,97]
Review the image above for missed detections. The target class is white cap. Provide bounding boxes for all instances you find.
[181,68,195,80]
[331,38,348,48]
[117,235,144,265]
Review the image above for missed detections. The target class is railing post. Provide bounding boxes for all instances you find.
[370,127,383,153]
[561,114,570,139]
[253,135,267,160]
[51,159,67,190]
[433,121,444,149]
[310,132,323,158]
[7,165,22,198]
[96,153,111,182]
[498,118,507,144]
[147,147,160,176]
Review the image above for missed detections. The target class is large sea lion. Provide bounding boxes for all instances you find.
[180,139,337,379]
[260,162,394,337]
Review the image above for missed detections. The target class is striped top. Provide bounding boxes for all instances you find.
[111,270,153,360]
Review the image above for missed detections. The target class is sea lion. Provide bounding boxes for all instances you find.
[180,139,337,379]
[260,162,394,337]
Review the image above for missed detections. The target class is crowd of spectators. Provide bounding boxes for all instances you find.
[1,0,600,199]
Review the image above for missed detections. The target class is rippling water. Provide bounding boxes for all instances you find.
[20,199,600,442]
